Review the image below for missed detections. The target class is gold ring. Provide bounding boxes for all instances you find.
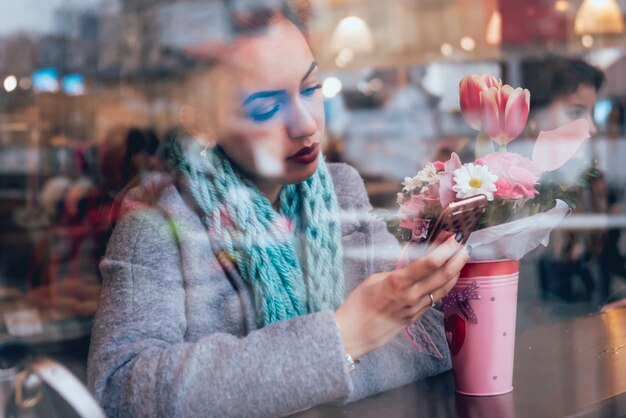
[429,292,435,307]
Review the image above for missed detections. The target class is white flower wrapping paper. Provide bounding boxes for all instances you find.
[466,199,571,261]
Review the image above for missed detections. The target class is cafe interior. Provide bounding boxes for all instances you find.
[0,0,626,416]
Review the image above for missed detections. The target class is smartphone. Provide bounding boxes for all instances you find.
[425,194,488,249]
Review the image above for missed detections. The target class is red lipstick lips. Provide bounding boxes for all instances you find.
[287,143,319,165]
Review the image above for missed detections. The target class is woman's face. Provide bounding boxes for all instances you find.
[212,18,324,200]
[532,83,598,135]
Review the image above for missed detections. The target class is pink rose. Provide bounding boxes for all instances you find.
[421,185,443,211]
[399,196,427,229]
[475,152,543,199]
[411,218,431,241]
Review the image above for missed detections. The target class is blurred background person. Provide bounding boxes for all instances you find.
[520,56,611,304]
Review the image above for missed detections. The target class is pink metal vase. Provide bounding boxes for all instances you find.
[443,259,519,396]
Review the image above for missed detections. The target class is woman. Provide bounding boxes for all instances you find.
[87,6,467,417]
[520,56,608,302]
[523,56,603,138]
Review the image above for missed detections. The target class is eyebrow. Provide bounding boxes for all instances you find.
[242,61,319,106]
[301,61,318,83]
[243,90,285,106]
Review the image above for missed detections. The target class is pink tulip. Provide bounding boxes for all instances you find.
[459,75,501,131]
[480,84,530,145]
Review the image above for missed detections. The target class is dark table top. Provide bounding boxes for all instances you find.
[293,307,626,418]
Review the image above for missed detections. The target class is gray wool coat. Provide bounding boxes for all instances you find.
[87,163,451,418]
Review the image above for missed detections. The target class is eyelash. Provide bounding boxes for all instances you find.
[301,84,322,97]
[249,105,280,122]
[567,108,587,119]
[247,85,321,122]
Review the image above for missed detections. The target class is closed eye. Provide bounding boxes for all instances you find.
[247,104,280,122]
[243,89,285,122]
[300,84,322,97]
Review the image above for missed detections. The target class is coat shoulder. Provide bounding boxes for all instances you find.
[328,163,370,210]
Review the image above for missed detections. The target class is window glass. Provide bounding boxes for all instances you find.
[1,0,625,413]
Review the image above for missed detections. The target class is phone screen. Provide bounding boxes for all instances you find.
[425,195,487,249]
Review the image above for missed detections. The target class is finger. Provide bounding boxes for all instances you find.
[400,299,430,322]
[431,271,460,302]
[401,274,460,323]
[399,236,463,287]
[401,264,463,322]
[406,304,431,324]
[399,278,448,316]
[403,246,469,314]
[402,246,468,306]
[427,235,465,265]
[430,230,452,248]
[427,248,468,298]
[400,278,436,309]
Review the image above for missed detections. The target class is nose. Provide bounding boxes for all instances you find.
[286,97,318,140]
[588,116,598,136]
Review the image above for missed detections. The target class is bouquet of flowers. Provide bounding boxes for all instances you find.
[394,74,596,395]
[394,74,592,261]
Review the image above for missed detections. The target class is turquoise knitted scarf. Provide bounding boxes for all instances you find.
[169,138,345,327]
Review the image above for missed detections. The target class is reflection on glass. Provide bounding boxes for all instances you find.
[31,68,60,93]
[0,1,624,416]
[456,392,516,418]
[61,74,86,96]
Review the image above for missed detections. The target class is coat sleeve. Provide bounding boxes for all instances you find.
[329,163,452,404]
[87,199,352,418]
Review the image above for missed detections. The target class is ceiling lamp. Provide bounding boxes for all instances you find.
[330,16,374,55]
[322,77,342,99]
[4,75,17,93]
[574,0,625,35]
[581,34,595,47]
[460,36,476,51]
[440,43,454,56]
[486,10,502,46]
[554,0,570,13]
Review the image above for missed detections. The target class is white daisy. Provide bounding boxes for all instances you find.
[401,176,422,192]
[396,192,406,204]
[416,163,439,184]
[452,163,498,201]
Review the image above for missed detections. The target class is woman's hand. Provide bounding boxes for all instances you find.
[334,235,468,360]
